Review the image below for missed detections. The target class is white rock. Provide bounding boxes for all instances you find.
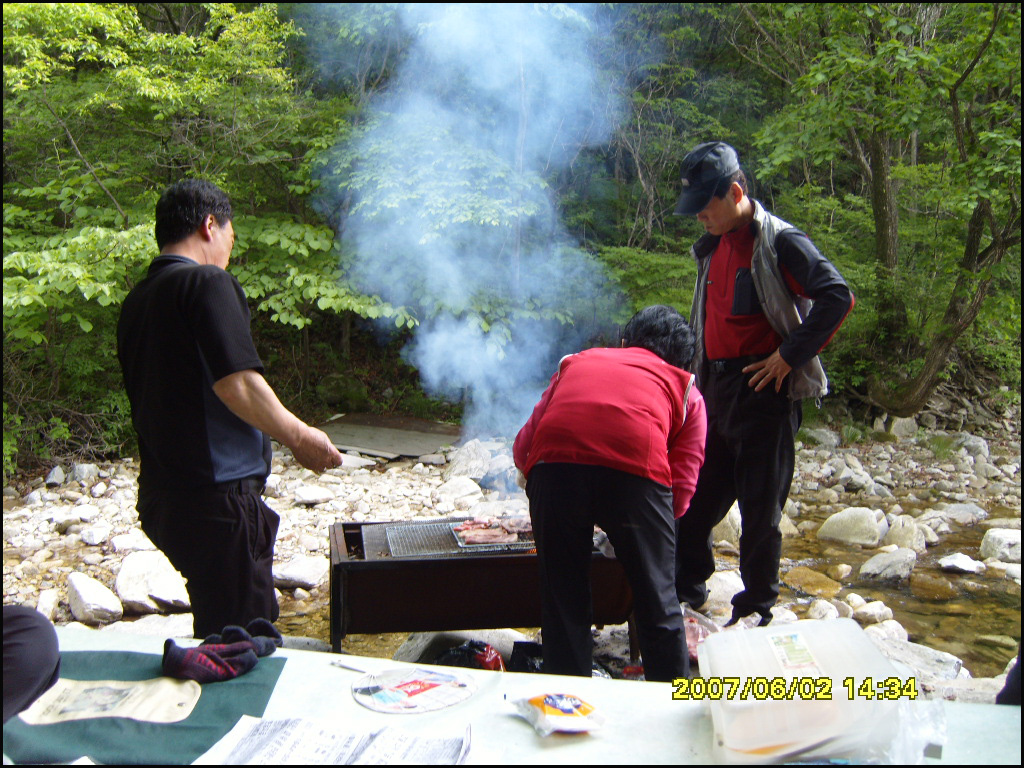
[704,569,745,618]
[264,474,282,497]
[816,507,884,547]
[918,502,988,527]
[74,503,102,522]
[294,485,335,506]
[36,588,60,620]
[938,553,986,574]
[115,550,190,614]
[711,502,742,547]
[441,439,491,481]
[859,548,917,580]
[890,417,918,438]
[72,463,100,483]
[67,571,123,624]
[431,476,484,510]
[979,529,1021,563]
[852,600,893,625]
[340,453,378,469]
[274,555,329,589]
[807,599,839,620]
[81,523,113,546]
[45,466,66,487]
[90,481,107,498]
[882,515,927,554]
[845,593,867,609]
[111,529,157,552]
[955,433,989,459]
[862,619,909,642]
[293,588,312,601]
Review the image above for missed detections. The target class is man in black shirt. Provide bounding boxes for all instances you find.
[118,180,342,637]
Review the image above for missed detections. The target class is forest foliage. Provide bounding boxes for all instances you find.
[3,2,1020,480]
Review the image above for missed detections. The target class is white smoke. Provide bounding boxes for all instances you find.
[330,4,623,437]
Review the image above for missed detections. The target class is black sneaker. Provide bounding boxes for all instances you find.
[726,610,772,627]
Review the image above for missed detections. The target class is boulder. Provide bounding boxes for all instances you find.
[442,439,491,482]
[111,529,157,552]
[115,550,190,614]
[711,502,741,548]
[852,600,893,625]
[954,432,989,459]
[67,572,123,624]
[703,569,745,618]
[918,502,988,527]
[781,566,842,598]
[882,515,927,554]
[274,555,329,589]
[938,552,986,574]
[71,463,100,483]
[866,636,963,681]
[859,548,917,581]
[80,523,113,546]
[45,465,66,488]
[862,619,909,642]
[816,507,883,547]
[806,599,839,620]
[890,417,918,438]
[431,476,484,510]
[825,563,852,581]
[909,573,961,601]
[294,485,336,506]
[36,589,60,621]
[801,428,840,449]
[979,529,1021,563]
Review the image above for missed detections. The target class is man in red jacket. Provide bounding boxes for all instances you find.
[514,306,706,682]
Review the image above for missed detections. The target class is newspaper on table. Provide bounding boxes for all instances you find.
[192,716,471,765]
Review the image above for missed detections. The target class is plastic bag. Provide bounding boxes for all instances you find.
[433,640,506,671]
[509,693,605,736]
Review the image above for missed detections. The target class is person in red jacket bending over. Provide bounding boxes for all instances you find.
[514,305,706,682]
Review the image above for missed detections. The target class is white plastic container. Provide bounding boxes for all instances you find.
[697,618,908,763]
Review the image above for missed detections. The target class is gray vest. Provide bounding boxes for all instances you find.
[689,200,829,402]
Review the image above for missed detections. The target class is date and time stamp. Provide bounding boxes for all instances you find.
[671,676,919,701]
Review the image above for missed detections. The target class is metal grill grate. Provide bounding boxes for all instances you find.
[361,521,535,560]
[386,522,462,558]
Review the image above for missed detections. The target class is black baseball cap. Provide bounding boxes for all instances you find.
[673,142,741,215]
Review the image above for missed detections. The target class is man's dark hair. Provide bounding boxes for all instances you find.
[713,170,748,200]
[623,305,696,370]
[154,179,233,250]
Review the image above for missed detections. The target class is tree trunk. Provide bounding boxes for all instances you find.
[866,200,1008,416]
[867,131,907,339]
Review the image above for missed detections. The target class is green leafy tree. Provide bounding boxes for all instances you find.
[737,2,1020,413]
[2,3,402,478]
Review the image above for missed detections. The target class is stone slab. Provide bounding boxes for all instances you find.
[319,414,461,459]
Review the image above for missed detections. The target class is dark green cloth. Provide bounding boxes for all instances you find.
[3,650,285,765]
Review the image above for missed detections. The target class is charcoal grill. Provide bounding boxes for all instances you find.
[329,520,634,652]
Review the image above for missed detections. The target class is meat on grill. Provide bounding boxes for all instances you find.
[459,527,519,546]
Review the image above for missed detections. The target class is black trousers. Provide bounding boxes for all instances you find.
[3,605,61,724]
[527,463,688,683]
[675,367,800,619]
[139,479,280,638]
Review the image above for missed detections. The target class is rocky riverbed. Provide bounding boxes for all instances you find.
[3,411,1020,702]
